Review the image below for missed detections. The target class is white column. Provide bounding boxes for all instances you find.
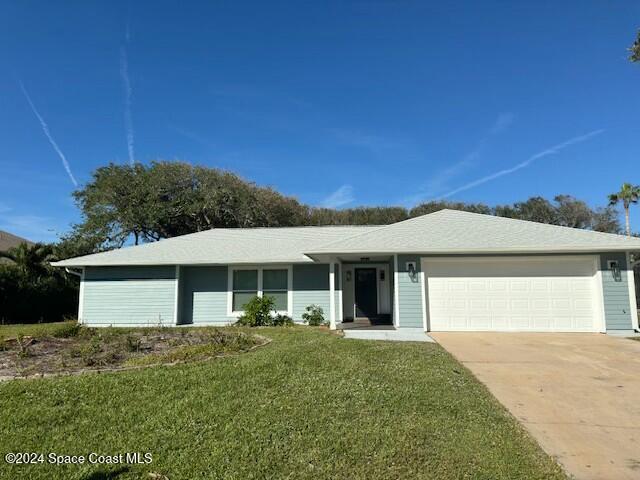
[77,268,85,324]
[337,263,343,324]
[420,270,428,332]
[393,254,400,327]
[329,261,336,329]
[626,252,639,331]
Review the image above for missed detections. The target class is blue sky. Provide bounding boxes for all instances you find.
[1,1,640,242]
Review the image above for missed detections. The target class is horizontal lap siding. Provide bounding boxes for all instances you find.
[181,266,232,325]
[397,254,424,328]
[600,253,633,330]
[82,266,176,326]
[293,264,330,323]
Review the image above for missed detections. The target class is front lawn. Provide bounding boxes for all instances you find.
[0,321,78,340]
[0,327,565,479]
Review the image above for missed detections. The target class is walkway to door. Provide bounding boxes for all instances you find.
[432,332,640,480]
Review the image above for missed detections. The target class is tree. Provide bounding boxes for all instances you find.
[65,160,624,259]
[496,197,558,224]
[409,201,491,217]
[608,183,640,236]
[554,195,593,229]
[0,242,55,280]
[591,206,621,234]
[0,242,78,323]
[629,30,640,62]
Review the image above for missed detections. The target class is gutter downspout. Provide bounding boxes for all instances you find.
[64,267,83,277]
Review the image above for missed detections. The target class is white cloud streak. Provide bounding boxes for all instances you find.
[321,185,355,208]
[120,46,135,164]
[18,82,78,187]
[406,112,515,204]
[440,129,605,199]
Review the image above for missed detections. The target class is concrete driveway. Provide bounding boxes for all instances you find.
[431,333,640,480]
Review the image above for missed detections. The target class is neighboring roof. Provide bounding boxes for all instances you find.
[306,209,640,255]
[51,226,380,267]
[0,230,32,251]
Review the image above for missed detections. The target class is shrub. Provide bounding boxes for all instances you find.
[302,305,326,326]
[125,334,142,353]
[235,296,294,327]
[235,295,276,327]
[50,322,81,338]
[272,314,294,327]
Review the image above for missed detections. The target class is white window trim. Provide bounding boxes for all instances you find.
[227,265,293,317]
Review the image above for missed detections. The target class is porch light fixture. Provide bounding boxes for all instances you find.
[346,270,352,282]
[608,260,622,282]
[406,262,417,281]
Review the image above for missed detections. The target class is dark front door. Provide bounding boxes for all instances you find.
[355,268,378,318]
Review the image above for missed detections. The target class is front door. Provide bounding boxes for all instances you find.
[355,268,378,318]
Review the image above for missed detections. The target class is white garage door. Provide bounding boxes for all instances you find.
[423,256,603,332]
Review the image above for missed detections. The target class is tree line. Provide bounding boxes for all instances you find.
[60,161,621,255]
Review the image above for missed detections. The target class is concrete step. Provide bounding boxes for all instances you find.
[342,328,434,342]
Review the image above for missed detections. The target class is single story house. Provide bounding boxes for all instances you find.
[52,209,640,334]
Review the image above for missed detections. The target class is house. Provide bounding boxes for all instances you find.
[52,209,640,334]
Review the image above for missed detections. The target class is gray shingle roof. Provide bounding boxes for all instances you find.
[52,226,379,267]
[52,210,640,268]
[306,209,640,255]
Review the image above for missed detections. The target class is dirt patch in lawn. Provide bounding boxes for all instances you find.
[0,326,268,380]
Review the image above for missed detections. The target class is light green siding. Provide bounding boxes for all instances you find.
[180,266,233,325]
[396,254,424,328]
[293,264,330,323]
[82,266,176,326]
[600,253,634,331]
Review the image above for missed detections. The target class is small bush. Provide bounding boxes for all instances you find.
[235,296,275,327]
[302,305,326,326]
[50,322,81,338]
[15,334,33,358]
[125,334,142,353]
[272,314,294,327]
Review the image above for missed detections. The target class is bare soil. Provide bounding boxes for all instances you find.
[0,327,266,380]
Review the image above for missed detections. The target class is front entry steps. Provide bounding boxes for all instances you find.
[341,327,434,342]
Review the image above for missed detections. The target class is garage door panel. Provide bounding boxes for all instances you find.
[425,257,600,332]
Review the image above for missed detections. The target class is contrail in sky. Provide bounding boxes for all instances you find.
[18,81,78,187]
[120,46,135,165]
[439,129,605,199]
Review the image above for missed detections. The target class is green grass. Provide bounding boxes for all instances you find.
[0,321,79,340]
[0,327,565,479]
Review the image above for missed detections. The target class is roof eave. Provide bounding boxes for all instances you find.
[51,257,317,268]
[305,245,640,256]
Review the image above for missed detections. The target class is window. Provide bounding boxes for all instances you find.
[263,269,288,311]
[232,269,258,311]
[229,267,291,314]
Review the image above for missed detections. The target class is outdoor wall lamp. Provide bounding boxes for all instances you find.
[406,262,417,281]
[608,260,622,282]
[346,270,352,282]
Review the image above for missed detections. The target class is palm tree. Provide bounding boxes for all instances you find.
[0,242,55,280]
[608,183,640,236]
